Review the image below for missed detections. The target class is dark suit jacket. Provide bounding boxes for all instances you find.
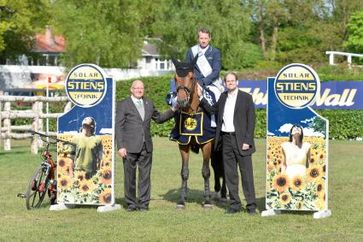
[116,96,174,153]
[200,90,256,156]
[186,45,221,86]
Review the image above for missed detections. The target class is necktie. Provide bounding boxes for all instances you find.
[136,99,145,120]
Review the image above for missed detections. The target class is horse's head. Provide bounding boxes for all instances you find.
[172,57,198,110]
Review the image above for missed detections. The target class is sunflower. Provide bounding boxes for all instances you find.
[319,153,324,160]
[279,192,292,205]
[99,189,112,204]
[58,157,73,173]
[294,200,304,210]
[290,175,305,191]
[267,162,275,172]
[101,160,112,168]
[272,174,289,193]
[58,175,72,190]
[309,157,315,165]
[307,166,323,182]
[315,179,325,197]
[79,179,96,194]
[74,170,86,182]
[100,167,112,185]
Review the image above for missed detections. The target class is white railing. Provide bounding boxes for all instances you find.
[326,51,363,68]
[0,95,71,154]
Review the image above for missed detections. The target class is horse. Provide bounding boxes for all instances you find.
[170,58,226,208]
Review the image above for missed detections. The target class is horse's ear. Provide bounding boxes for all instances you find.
[171,57,179,67]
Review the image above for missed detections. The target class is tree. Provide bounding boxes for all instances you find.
[0,0,51,63]
[50,0,160,68]
[344,11,363,54]
[152,0,263,69]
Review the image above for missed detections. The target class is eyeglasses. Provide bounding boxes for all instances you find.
[225,79,237,83]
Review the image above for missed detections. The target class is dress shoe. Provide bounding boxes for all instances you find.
[247,209,257,215]
[225,207,242,214]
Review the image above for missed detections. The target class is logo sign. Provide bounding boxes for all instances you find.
[184,117,198,131]
[58,64,115,206]
[274,64,320,109]
[265,63,330,215]
[65,64,107,107]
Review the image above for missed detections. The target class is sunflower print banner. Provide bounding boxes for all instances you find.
[266,64,329,212]
[57,64,115,206]
[56,135,113,205]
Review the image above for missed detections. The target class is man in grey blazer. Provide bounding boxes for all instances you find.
[116,80,175,211]
[198,72,257,215]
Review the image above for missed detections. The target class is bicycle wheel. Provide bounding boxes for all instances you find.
[25,167,50,210]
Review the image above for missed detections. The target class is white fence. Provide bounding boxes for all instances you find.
[0,95,71,154]
[0,65,173,91]
[326,51,363,68]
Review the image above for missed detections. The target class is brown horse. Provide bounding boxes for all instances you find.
[171,58,217,208]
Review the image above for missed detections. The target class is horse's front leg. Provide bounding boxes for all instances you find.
[177,144,189,208]
[201,143,213,208]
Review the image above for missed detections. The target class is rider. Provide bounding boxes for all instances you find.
[186,27,222,89]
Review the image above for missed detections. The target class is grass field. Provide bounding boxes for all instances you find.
[0,138,362,241]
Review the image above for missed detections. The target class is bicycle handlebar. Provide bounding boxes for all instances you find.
[30,130,77,147]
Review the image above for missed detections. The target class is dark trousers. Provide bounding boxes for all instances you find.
[123,144,152,209]
[222,132,256,211]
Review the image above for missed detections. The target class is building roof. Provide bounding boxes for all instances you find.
[142,39,161,57]
[33,26,65,53]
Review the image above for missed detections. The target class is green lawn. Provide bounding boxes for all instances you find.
[0,138,362,241]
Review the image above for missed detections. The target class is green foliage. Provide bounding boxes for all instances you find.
[316,110,363,140]
[255,109,266,138]
[0,0,51,62]
[1,1,363,69]
[317,65,363,81]
[344,11,363,54]
[152,0,263,69]
[50,0,155,68]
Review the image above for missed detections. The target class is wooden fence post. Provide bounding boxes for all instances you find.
[31,101,39,154]
[0,100,2,150]
[4,102,11,151]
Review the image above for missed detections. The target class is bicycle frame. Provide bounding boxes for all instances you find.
[23,131,68,210]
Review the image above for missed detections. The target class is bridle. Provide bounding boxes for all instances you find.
[175,75,197,111]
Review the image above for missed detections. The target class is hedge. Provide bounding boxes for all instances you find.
[116,75,363,140]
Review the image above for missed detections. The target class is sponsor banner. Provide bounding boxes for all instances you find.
[239,80,362,110]
[57,64,115,206]
[266,64,329,212]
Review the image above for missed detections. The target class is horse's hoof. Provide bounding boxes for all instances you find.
[176,203,185,209]
[212,191,221,200]
[203,202,213,209]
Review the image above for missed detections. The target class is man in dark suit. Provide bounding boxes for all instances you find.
[116,80,175,212]
[186,27,221,87]
[198,72,257,214]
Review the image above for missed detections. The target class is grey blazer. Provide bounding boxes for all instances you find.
[200,90,256,156]
[116,96,174,153]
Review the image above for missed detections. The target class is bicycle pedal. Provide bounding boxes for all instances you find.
[17,193,26,198]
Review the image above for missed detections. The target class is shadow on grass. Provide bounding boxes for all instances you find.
[115,197,128,209]
[0,150,30,155]
[161,188,230,209]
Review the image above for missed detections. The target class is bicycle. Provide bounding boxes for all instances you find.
[20,130,75,210]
